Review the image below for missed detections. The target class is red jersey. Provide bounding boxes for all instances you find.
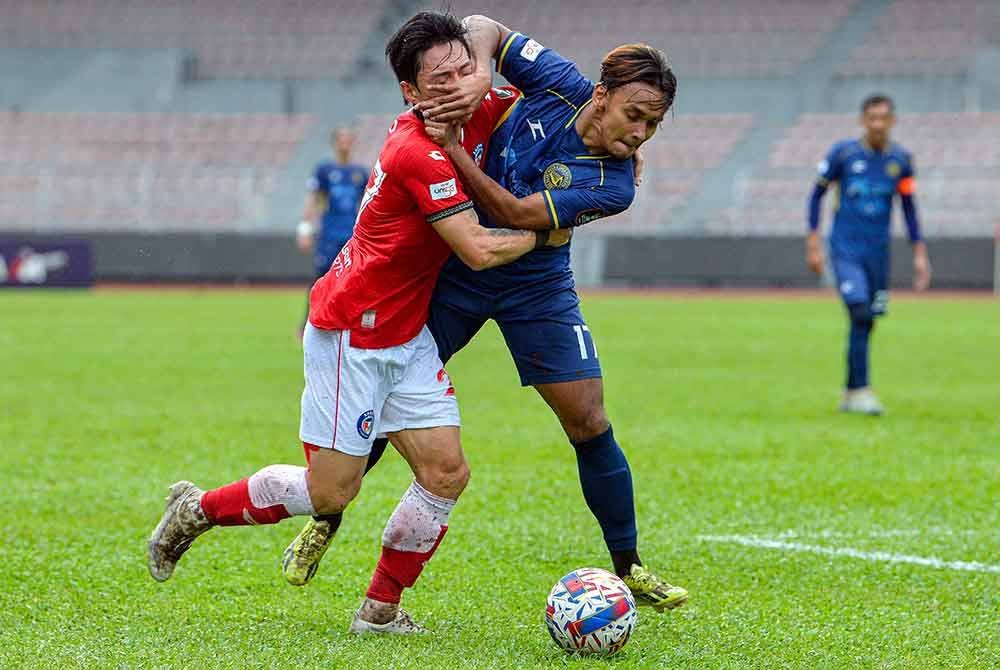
[309,87,521,349]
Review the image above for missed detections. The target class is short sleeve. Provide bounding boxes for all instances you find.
[544,181,634,229]
[400,148,474,223]
[307,164,328,192]
[496,32,592,105]
[816,144,842,186]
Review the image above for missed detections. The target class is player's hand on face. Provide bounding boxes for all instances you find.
[546,229,573,248]
[805,232,824,276]
[422,70,490,124]
[633,147,645,187]
[423,118,462,149]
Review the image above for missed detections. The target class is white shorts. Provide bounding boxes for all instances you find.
[299,324,460,457]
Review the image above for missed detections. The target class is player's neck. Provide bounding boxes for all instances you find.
[861,135,888,153]
[335,153,351,165]
[575,102,606,154]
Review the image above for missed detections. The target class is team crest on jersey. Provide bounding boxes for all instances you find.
[357,410,375,439]
[472,143,484,166]
[851,159,867,174]
[575,209,604,226]
[885,161,901,178]
[543,162,572,190]
[352,171,364,184]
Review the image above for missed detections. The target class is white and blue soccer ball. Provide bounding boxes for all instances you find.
[545,567,637,656]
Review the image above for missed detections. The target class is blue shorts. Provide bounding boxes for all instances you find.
[428,278,602,387]
[831,251,889,316]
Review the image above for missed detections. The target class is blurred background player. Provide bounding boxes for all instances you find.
[296,128,368,333]
[806,94,932,415]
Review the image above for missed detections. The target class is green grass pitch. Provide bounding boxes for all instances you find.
[2,289,998,669]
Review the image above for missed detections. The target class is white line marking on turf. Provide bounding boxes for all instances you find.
[698,535,1000,574]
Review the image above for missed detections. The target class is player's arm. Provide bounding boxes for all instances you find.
[429,121,629,231]
[401,146,569,270]
[422,15,588,123]
[898,160,931,290]
[298,171,329,254]
[432,208,569,271]
[805,146,842,275]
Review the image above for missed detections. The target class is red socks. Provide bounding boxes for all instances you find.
[200,478,292,526]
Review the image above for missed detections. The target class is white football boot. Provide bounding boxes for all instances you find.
[839,388,884,416]
[348,606,427,635]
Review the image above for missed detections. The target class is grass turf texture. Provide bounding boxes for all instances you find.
[1,289,998,669]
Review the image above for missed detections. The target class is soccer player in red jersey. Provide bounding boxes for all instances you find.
[147,12,569,634]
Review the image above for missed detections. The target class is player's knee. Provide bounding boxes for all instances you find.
[848,302,874,327]
[562,405,610,444]
[308,475,362,515]
[417,456,470,500]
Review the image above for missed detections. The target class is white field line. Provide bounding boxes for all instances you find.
[698,534,1000,574]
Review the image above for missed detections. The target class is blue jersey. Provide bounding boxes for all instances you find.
[440,32,636,295]
[307,161,368,269]
[816,139,915,256]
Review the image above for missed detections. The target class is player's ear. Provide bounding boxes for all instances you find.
[593,83,609,113]
[400,81,420,107]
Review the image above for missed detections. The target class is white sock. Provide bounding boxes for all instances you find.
[248,464,315,516]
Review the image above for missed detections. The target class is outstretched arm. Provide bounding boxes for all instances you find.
[432,208,569,270]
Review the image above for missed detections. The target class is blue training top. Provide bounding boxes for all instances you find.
[810,138,921,256]
[440,32,636,295]
[307,161,368,267]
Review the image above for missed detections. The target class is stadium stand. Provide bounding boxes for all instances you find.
[723,113,1000,237]
[839,0,1000,76]
[0,112,311,231]
[440,0,859,77]
[0,0,385,78]
[0,0,998,255]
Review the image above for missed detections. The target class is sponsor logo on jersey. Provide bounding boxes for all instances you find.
[357,410,375,439]
[520,39,544,62]
[851,159,867,174]
[528,119,546,141]
[331,170,342,183]
[428,150,446,161]
[885,161,901,178]
[575,209,604,226]
[429,178,458,200]
[472,143,484,166]
[543,162,573,190]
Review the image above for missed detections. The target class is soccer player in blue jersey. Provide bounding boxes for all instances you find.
[282,13,688,613]
[806,94,932,415]
[297,128,368,331]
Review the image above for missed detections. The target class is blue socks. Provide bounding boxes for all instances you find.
[847,304,874,390]
[572,425,638,556]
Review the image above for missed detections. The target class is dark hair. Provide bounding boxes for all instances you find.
[385,11,470,86]
[600,44,677,111]
[862,94,895,114]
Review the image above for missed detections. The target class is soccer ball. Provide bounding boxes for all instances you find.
[545,567,637,656]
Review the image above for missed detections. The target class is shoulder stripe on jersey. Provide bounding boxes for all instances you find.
[426,200,474,224]
[599,160,604,186]
[497,32,519,74]
[543,190,560,229]
[493,96,522,131]
[574,154,610,160]
[545,88,578,111]
[564,99,592,129]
